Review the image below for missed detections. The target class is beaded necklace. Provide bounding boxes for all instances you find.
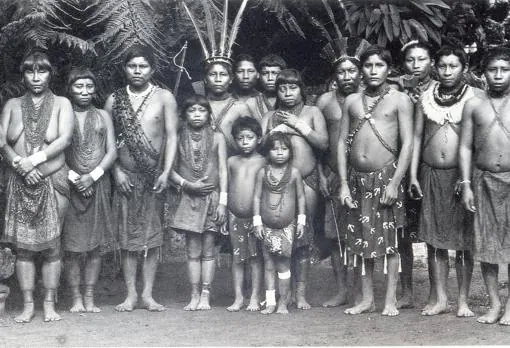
[264,163,292,216]
[433,83,468,107]
[21,92,54,155]
[180,124,214,179]
[70,107,102,170]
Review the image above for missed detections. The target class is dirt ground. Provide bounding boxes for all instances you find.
[1,245,510,347]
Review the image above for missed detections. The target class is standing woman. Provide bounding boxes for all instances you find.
[62,67,117,313]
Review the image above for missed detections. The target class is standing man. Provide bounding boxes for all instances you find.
[246,54,287,121]
[338,46,413,316]
[1,49,74,322]
[410,45,481,317]
[460,47,510,325]
[233,54,260,102]
[316,37,368,307]
[104,45,178,312]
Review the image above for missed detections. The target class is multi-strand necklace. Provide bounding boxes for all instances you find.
[264,164,291,216]
[71,107,99,169]
[433,83,468,107]
[21,92,54,154]
[181,124,214,179]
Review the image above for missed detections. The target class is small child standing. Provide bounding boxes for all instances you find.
[253,132,306,314]
[227,116,266,312]
[168,94,228,311]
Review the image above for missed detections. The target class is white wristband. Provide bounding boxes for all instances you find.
[89,167,104,181]
[68,170,80,183]
[297,214,306,226]
[12,155,21,168]
[28,151,47,167]
[253,215,262,227]
[219,192,228,205]
[295,120,312,136]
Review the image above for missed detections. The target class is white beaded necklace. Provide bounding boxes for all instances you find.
[126,83,154,100]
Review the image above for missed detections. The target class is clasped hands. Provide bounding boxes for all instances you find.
[12,156,42,186]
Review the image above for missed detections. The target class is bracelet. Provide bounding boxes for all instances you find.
[253,215,262,227]
[219,192,228,205]
[12,155,21,168]
[28,151,47,167]
[90,167,104,181]
[459,180,471,185]
[68,170,80,183]
[297,214,306,226]
[342,196,350,204]
[294,120,312,137]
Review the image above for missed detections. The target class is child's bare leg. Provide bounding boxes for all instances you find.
[184,234,201,311]
[84,249,101,313]
[295,246,311,310]
[65,253,85,313]
[382,254,399,316]
[198,232,215,310]
[14,260,35,323]
[478,262,501,324]
[115,250,138,312]
[323,242,347,307]
[261,247,276,315]
[246,255,263,311]
[397,234,414,309]
[227,261,245,311]
[42,259,62,322]
[423,245,437,312]
[499,266,510,325]
[276,256,291,314]
[422,247,450,315]
[455,250,474,317]
[345,257,375,314]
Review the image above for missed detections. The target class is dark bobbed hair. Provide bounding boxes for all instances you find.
[402,41,432,59]
[262,131,293,162]
[481,46,510,71]
[123,45,156,68]
[181,94,212,119]
[435,45,468,68]
[235,54,257,70]
[275,68,306,104]
[231,116,262,138]
[258,54,287,71]
[360,45,392,67]
[67,66,97,89]
[20,49,54,77]
[204,61,233,76]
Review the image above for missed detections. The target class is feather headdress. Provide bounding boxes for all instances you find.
[319,0,370,66]
[182,0,249,67]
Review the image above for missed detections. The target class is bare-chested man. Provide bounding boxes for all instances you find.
[338,46,413,316]
[262,68,328,309]
[410,45,481,317]
[203,58,251,156]
[233,54,260,102]
[246,54,287,121]
[1,49,74,322]
[316,39,365,308]
[104,45,178,312]
[460,47,510,325]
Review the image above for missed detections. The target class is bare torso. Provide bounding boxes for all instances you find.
[246,94,276,122]
[317,91,343,171]
[209,98,250,154]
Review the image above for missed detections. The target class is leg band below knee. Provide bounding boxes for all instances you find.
[278,270,291,280]
[265,289,276,306]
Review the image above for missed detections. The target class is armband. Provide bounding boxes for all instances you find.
[12,155,21,168]
[219,192,228,206]
[90,167,104,181]
[253,215,262,227]
[297,214,306,226]
[28,151,47,167]
[295,120,312,137]
[68,170,80,183]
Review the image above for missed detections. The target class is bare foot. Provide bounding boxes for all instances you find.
[344,301,376,315]
[141,296,165,312]
[183,293,200,311]
[396,294,415,309]
[382,304,400,316]
[246,297,260,311]
[499,311,510,325]
[14,302,34,323]
[457,303,474,317]
[276,299,288,314]
[84,295,101,313]
[477,307,502,324]
[114,296,137,312]
[43,301,62,322]
[69,297,86,313]
[322,293,347,308]
[227,297,244,312]
[421,302,451,316]
[296,296,311,310]
[422,301,435,313]
[197,290,211,310]
[261,305,276,315]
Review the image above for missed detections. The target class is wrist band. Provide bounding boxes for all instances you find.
[297,214,306,225]
[28,151,47,167]
[459,180,471,185]
[219,192,227,205]
[68,170,80,183]
[253,215,262,227]
[295,120,312,136]
[90,167,104,181]
[12,155,21,168]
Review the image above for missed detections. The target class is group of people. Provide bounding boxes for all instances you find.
[1,33,510,328]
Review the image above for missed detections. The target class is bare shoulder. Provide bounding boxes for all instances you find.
[464,92,486,110]
[471,87,485,98]
[303,104,321,115]
[228,155,239,167]
[316,91,335,109]
[3,96,21,110]
[55,95,72,106]
[214,130,226,144]
[245,96,257,108]
[154,87,176,101]
[233,99,250,114]
[96,108,112,120]
[345,92,361,105]
[390,88,412,103]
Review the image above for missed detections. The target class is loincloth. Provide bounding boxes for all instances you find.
[346,161,405,258]
[167,189,220,234]
[472,167,510,264]
[63,174,117,254]
[112,168,163,251]
[303,165,320,192]
[322,166,347,241]
[418,163,472,251]
[261,222,295,257]
[228,211,258,264]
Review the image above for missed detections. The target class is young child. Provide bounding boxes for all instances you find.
[253,132,306,314]
[226,116,266,312]
[168,94,228,311]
